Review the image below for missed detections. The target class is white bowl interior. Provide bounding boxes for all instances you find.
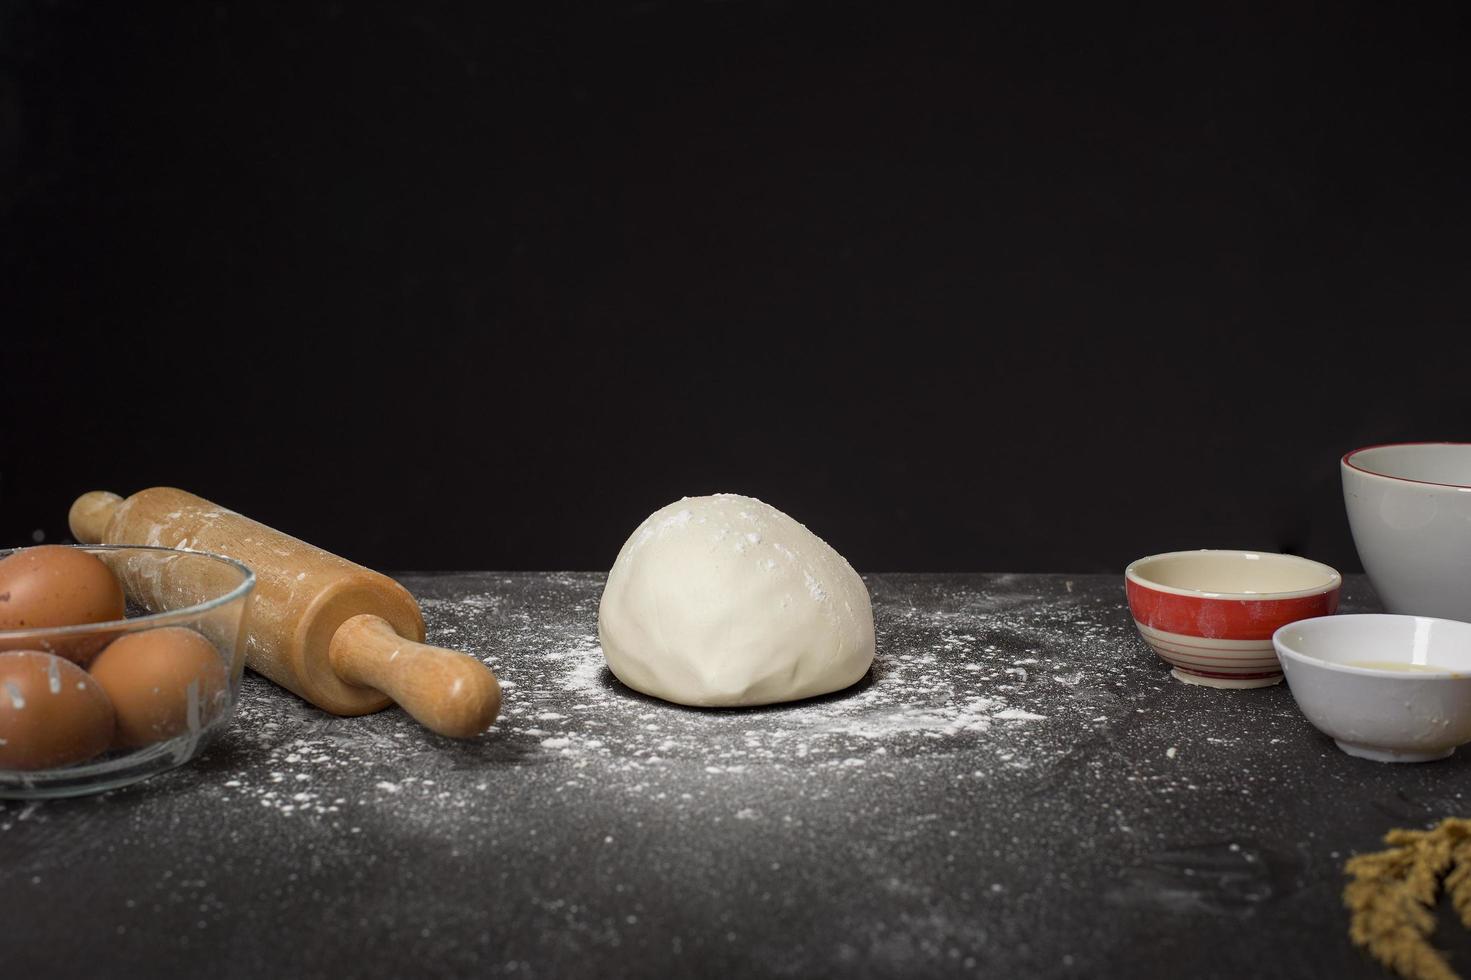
[1128,551,1338,597]
[1347,444,1471,488]
[1276,615,1471,674]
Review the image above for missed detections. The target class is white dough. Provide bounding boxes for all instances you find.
[597,494,876,707]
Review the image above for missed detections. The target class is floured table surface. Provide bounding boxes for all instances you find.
[4,573,1466,978]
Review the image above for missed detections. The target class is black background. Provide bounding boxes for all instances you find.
[2,2,1468,573]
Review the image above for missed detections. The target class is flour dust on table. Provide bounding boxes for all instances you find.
[598,494,876,708]
[469,573,1137,783]
[5,574,1431,979]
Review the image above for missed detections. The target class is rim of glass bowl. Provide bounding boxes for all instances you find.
[0,544,256,643]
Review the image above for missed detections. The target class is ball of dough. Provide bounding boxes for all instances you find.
[598,494,875,707]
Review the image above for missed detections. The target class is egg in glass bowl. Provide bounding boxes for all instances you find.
[0,544,254,798]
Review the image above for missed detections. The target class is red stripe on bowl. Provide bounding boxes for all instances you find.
[1147,641,1276,665]
[1147,648,1279,668]
[1151,648,1281,669]
[1126,578,1339,640]
[1136,633,1276,655]
[1172,666,1284,680]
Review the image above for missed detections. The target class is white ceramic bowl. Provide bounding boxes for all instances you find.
[1342,442,1471,621]
[1125,550,1341,688]
[1274,614,1471,763]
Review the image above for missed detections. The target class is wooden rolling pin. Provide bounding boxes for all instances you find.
[69,487,500,738]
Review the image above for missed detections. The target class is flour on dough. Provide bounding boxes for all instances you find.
[597,494,876,707]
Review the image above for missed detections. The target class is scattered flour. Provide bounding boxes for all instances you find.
[0,574,1177,850]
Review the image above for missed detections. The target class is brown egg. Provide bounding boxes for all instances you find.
[0,546,126,664]
[0,650,116,770]
[89,627,227,748]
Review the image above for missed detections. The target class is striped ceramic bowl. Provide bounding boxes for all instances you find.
[1125,550,1342,689]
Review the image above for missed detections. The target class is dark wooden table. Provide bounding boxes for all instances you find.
[4,573,1462,978]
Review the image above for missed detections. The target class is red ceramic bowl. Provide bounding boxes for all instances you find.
[1125,550,1342,689]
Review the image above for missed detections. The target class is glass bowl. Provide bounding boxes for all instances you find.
[0,545,254,798]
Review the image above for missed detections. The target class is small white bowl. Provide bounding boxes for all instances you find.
[1274,614,1471,762]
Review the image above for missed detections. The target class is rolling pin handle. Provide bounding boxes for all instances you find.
[70,491,123,544]
[328,614,502,738]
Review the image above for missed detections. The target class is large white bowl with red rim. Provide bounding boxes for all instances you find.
[1342,442,1471,622]
[1125,550,1342,689]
